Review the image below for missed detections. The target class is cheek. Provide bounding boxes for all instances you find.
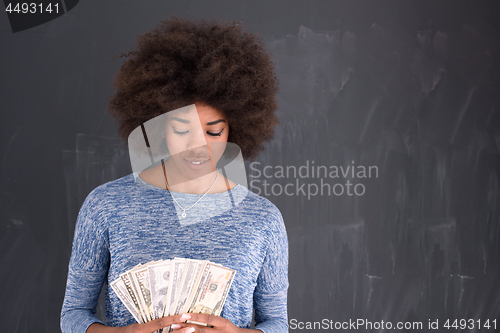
[208,139,228,159]
[212,143,226,155]
[165,133,184,154]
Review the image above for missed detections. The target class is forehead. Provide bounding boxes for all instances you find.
[166,104,226,122]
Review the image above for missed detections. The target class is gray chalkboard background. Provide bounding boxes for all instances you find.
[1,0,499,332]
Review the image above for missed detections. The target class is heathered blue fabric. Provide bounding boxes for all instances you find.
[61,173,289,333]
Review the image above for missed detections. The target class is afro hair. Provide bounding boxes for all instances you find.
[108,17,280,160]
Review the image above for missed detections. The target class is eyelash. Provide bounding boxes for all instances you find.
[173,128,224,137]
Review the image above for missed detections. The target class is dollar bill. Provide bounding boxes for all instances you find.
[120,271,146,323]
[130,266,154,322]
[110,277,144,324]
[148,260,172,319]
[186,262,236,316]
[171,259,207,316]
[165,258,186,316]
[115,258,235,331]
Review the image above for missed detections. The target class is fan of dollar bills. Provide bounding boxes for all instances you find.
[111,258,236,332]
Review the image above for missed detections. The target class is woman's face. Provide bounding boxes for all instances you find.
[165,103,229,182]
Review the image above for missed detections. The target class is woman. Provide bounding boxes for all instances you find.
[61,17,288,333]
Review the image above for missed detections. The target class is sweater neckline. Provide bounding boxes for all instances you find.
[133,172,244,197]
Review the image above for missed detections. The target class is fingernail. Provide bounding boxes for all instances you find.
[187,328,195,333]
[171,324,181,329]
[181,314,191,320]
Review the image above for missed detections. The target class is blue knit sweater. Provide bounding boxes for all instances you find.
[60,174,289,333]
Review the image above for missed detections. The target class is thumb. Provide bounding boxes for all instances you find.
[142,314,192,333]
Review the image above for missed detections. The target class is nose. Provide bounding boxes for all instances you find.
[186,126,208,152]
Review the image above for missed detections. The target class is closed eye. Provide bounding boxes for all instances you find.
[207,129,224,137]
[173,128,224,136]
[173,128,188,135]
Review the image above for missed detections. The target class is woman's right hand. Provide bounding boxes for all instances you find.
[87,314,195,333]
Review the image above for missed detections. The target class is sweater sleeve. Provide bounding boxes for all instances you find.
[60,189,110,333]
[253,206,289,333]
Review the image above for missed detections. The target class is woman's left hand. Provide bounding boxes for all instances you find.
[170,313,262,333]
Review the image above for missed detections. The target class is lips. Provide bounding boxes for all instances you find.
[184,158,210,169]
[186,159,208,163]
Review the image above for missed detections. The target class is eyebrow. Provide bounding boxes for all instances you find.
[171,116,190,124]
[171,116,226,126]
[206,119,226,125]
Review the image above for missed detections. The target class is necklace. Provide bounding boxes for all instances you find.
[161,159,219,218]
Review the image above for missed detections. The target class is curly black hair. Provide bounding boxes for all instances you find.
[108,17,279,160]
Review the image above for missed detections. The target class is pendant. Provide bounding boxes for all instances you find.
[181,210,187,218]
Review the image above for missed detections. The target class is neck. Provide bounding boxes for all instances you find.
[138,160,236,194]
[163,159,219,194]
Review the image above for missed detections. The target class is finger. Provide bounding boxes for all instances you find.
[170,327,196,333]
[171,322,212,330]
[142,314,192,332]
[171,323,214,333]
[185,320,213,327]
[182,313,224,328]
